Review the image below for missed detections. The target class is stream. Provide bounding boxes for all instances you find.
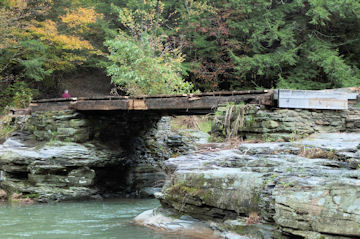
[0,199,191,239]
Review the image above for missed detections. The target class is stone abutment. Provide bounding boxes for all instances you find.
[0,110,192,202]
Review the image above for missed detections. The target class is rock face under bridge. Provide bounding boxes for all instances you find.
[0,110,192,202]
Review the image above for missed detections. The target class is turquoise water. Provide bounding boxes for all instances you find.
[0,199,191,239]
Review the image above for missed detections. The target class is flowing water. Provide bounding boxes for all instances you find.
[0,199,192,239]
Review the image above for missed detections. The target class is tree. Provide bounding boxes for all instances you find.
[163,0,232,91]
[0,0,109,111]
[2,0,360,109]
[106,0,194,95]
[229,0,360,89]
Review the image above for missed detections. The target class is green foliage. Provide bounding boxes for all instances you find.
[106,34,193,95]
[0,81,33,110]
[163,0,237,91]
[229,0,360,89]
[19,40,54,82]
[21,58,52,82]
[1,0,360,106]
[106,2,194,95]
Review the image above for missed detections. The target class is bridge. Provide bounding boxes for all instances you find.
[28,90,274,115]
[15,88,358,116]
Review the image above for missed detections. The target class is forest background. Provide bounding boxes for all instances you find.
[1,0,360,111]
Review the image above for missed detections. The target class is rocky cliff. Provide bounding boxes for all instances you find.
[136,133,360,239]
[2,105,360,239]
[211,104,360,141]
[0,110,192,202]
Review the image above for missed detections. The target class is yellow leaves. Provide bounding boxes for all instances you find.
[119,0,165,33]
[5,0,27,9]
[45,53,86,71]
[27,20,94,50]
[25,19,100,72]
[61,7,101,27]
[0,8,23,49]
[0,38,17,49]
[60,7,103,33]
[4,0,53,13]
[56,35,94,50]
[28,20,57,37]
[0,0,55,49]
[63,53,86,62]
[43,53,87,72]
[183,0,216,18]
[27,7,103,50]
[119,8,136,30]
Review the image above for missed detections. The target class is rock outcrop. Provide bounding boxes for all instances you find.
[0,139,123,202]
[212,104,360,141]
[144,133,360,239]
[0,111,193,202]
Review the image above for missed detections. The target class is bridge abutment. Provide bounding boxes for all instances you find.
[0,110,192,201]
[211,104,360,141]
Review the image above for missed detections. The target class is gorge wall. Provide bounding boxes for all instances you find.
[135,104,360,239]
[0,110,192,202]
[211,104,360,141]
[152,133,360,239]
[1,104,360,239]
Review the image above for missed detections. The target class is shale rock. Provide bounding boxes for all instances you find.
[212,104,360,141]
[0,140,125,202]
[158,133,360,239]
[0,113,193,202]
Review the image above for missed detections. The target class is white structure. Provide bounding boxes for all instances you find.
[278,89,353,110]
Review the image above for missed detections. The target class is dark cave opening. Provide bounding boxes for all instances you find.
[93,165,131,198]
[4,171,28,181]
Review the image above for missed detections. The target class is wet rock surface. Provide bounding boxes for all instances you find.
[154,133,360,239]
[134,208,224,239]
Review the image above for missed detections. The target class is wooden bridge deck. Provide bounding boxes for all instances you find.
[29,90,274,115]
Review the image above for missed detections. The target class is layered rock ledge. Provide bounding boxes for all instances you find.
[0,111,193,202]
[212,104,360,141]
[136,133,360,239]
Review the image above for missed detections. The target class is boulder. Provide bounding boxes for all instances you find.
[134,208,224,239]
[0,189,7,201]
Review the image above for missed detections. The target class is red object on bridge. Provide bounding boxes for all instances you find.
[61,93,71,98]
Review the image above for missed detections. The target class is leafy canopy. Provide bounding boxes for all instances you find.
[106,0,194,95]
[229,0,360,89]
[1,0,360,111]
